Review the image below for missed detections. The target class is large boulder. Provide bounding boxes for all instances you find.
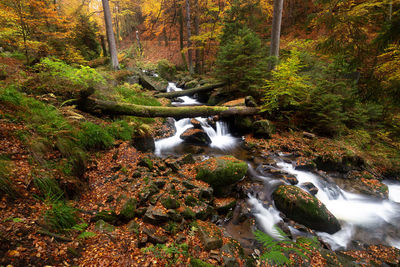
[252,120,275,138]
[272,185,341,234]
[180,128,212,146]
[196,156,248,197]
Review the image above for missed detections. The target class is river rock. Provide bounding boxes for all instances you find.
[252,120,275,138]
[272,185,341,234]
[198,222,223,251]
[196,156,248,197]
[191,118,202,129]
[132,136,155,152]
[180,128,212,146]
[143,205,169,224]
[301,182,319,196]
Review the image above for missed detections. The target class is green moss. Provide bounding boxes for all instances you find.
[119,198,137,220]
[92,210,118,224]
[190,258,214,267]
[182,208,196,220]
[161,196,180,209]
[272,185,340,234]
[185,195,198,206]
[196,156,248,196]
[78,122,114,150]
[107,120,133,141]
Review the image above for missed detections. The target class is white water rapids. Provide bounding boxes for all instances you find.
[154,83,238,156]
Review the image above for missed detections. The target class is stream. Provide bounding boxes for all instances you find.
[154,82,400,252]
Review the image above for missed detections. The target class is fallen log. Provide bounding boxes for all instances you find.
[155,82,225,98]
[78,97,259,119]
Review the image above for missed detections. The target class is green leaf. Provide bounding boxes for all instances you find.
[77,231,96,239]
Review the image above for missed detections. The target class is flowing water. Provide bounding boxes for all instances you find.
[154,82,400,251]
[155,83,239,156]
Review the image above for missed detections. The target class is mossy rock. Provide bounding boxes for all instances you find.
[119,198,137,220]
[92,210,118,225]
[252,120,275,139]
[185,80,199,89]
[138,157,154,170]
[196,156,248,197]
[182,207,196,220]
[95,220,115,232]
[185,195,198,206]
[214,198,237,213]
[273,185,341,234]
[161,196,180,209]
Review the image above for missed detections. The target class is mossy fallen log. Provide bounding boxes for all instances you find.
[78,97,259,119]
[155,82,225,98]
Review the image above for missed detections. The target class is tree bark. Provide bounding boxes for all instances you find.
[100,35,108,56]
[155,82,225,98]
[178,6,188,70]
[78,97,258,119]
[101,0,120,70]
[269,0,284,70]
[194,0,200,73]
[185,0,194,74]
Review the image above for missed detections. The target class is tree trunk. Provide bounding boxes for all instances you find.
[155,82,225,98]
[100,35,108,57]
[269,0,284,70]
[178,6,188,70]
[194,0,200,73]
[101,0,120,70]
[136,30,142,56]
[185,0,194,74]
[388,0,393,21]
[78,97,259,119]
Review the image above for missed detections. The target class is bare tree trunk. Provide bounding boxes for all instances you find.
[114,1,120,46]
[194,0,200,73]
[269,0,284,70]
[136,30,143,56]
[101,0,120,70]
[178,6,188,70]
[388,0,393,21]
[185,0,194,74]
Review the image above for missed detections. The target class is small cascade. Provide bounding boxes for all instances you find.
[154,83,239,156]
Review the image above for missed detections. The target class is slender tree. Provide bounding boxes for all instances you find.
[186,0,194,74]
[269,0,284,70]
[194,0,200,73]
[101,0,119,70]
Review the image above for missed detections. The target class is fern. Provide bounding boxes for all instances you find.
[254,228,316,266]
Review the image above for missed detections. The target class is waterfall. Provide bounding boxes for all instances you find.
[154,83,239,156]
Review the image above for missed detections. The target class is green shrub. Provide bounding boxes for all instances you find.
[36,57,105,87]
[34,177,64,202]
[73,14,101,61]
[44,202,78,232]
[262,48,312,114]
[78,122,114,150]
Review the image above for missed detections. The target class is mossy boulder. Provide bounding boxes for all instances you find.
[95,220,115,232]
[161,196,180,209]
[119,198,137,220]
[92,210,118,225]
[196,156,248,197]
[272,185,341,234]
[252,120,275,138]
